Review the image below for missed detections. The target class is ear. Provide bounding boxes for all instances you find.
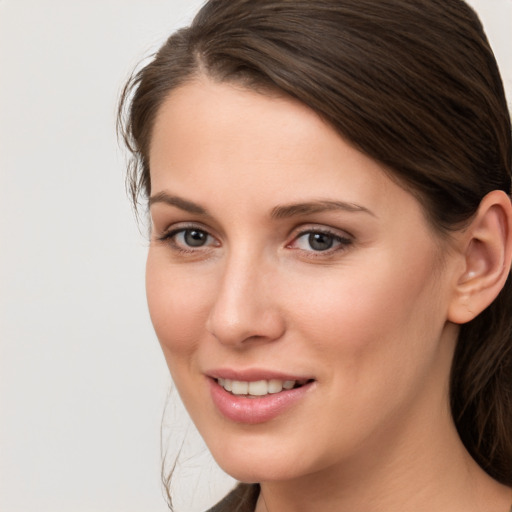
[448,190,512,324]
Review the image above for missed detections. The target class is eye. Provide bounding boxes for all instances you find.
[289,229,352,253]
[158,226,219,252]
[303,232,335,251]
[177,228,210,247]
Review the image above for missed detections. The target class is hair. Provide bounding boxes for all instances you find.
[118,0,512,491]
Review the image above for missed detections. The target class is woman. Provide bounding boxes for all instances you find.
[118,0,512,510]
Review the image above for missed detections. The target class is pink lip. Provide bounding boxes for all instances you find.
[207,368,312,382]
[207,374,315,424]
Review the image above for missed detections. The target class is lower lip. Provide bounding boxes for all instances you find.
[208,378,314,424]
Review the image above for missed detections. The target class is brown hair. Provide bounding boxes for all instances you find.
[118,0,512,488]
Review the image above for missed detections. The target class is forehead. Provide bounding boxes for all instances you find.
[148,78,431,230]
[150,77,329,164]
[152,80,361,179]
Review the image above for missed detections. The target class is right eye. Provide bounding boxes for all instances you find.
[159,227,219,252]
[176,228,210,247]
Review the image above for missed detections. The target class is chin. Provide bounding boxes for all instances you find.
[216,457,299,484]
[205,433,319,484]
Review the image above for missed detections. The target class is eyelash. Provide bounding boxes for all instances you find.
[157,225,353,258]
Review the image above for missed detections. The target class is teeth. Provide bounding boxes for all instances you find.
[231,380,249,395]
[217,378,308,396]
[247,380,266,396]
[268,379,283,394]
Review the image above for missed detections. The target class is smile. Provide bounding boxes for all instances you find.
[217,378,311,397]
[209,376,316,423]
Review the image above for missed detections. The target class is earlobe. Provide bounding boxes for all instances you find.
[448,190,512,325]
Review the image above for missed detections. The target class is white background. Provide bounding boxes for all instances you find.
[0,1,510,511]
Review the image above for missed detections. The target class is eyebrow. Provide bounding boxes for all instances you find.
[148,192,211,216]
[148,192,375,219]
[271,200,375,219]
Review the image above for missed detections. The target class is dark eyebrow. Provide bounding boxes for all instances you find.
[148,192,210,216]
[149,193,374,219]
[271,200,375,219]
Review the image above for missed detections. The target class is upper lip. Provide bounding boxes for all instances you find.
[206,368,314,382]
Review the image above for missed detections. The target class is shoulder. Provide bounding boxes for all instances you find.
[206,483,260,512]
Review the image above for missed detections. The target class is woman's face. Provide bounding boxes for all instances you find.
[147,79,461,483]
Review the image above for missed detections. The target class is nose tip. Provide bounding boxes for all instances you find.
[207,306,285,346]
[205,261,285,347]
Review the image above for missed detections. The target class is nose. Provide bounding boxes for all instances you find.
[205,251,286,347]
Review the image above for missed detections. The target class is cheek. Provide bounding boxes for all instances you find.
[145,251,213,361]
[283,251,445,373]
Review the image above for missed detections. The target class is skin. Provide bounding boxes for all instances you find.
[146,78,512,512]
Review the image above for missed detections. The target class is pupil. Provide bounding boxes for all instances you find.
[308,232,333,251]
[185,229,207,247]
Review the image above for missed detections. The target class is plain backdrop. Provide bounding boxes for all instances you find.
[0,1,510,511]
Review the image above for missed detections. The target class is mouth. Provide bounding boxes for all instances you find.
[215,377,314,397]
[208,373,316,423]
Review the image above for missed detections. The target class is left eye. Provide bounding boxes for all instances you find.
[292,231,350,252]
